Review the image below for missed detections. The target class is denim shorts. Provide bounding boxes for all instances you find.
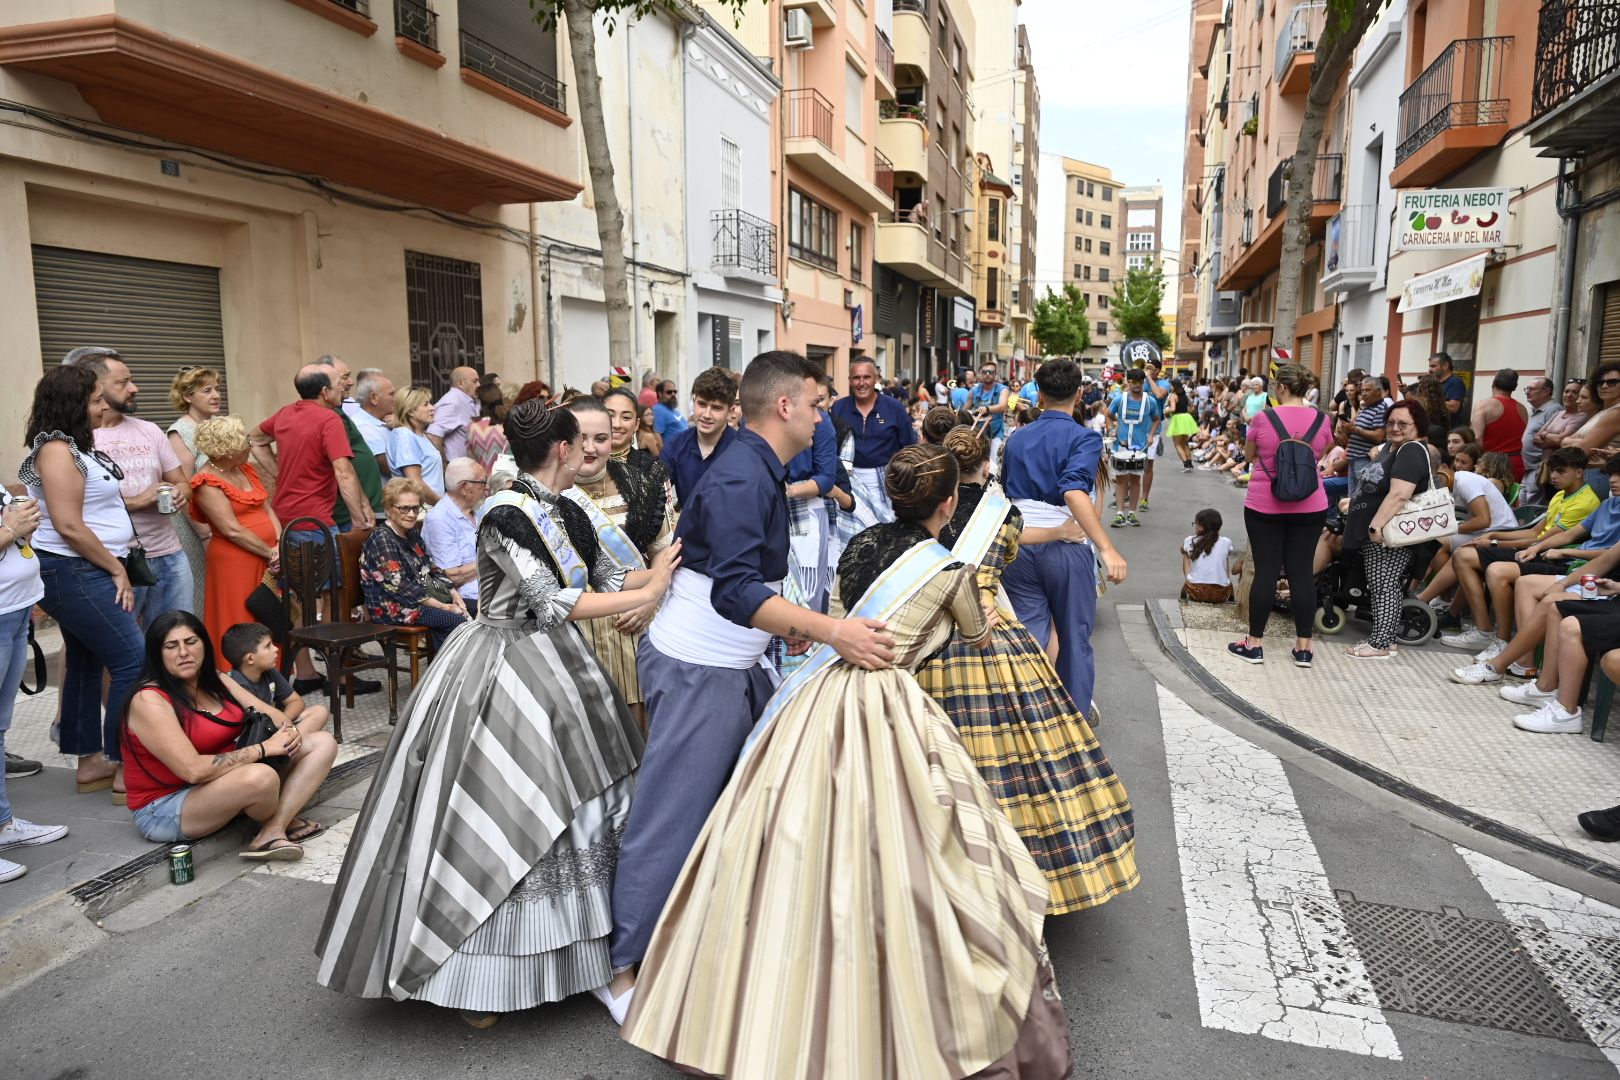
[132,787,193,844]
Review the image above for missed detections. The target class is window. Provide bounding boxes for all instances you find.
[1075,208,1083,223]
[1074,236,1083,250]
[1103,186,1113,201]
[1073,262,1083,277]
[1082,265,1092,281]
[950,124,961,164]
[1127,254,1151,271]
[720,137,740,211]
[952,38,962,75]
[986,267,999,309]
[1086,182,1095,197]
[1076,178,1085,196]
[1101,213,1112,229]
[1099,268,1110,283]
[987,199,1002,243]
[1011,285,1021,307]
[1012,167,1023,186]
[788,187,838,269]
[1086,211,1094,226]
[844,62,864,138]
[405,250,486,398]
[849,221,865,283]
[1084,238,1093,253]
[1100,241,1111,256]
[1128,231,1155,252]
[1097,320,1108,336]
[1098,295,1109,309]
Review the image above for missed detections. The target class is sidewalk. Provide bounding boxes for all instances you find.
[1149,598,1620,880]
[1,622,398,922]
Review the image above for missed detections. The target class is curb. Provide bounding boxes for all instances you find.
[1144,598,1620,888]
[65,751,380,923]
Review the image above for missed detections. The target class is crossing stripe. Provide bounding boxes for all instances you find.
[1158,684,1402,1059]
[1459,846,1620,1073]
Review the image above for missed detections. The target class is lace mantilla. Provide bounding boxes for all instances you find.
[837,521,933,605]
[508,823,625,902]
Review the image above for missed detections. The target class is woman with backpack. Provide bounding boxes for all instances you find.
[1228,364,1335,668]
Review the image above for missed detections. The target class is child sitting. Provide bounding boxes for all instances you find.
[221,622,331,737]
[1182,508,1240,603]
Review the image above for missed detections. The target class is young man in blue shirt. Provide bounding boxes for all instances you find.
[659,366,737,507]
[652,380,690,438]
[1002,358,1128,712]
[1106,368,1163,527]
[969,361,1011,468]
[1140,359,1172,510]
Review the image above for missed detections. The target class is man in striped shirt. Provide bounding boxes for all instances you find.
[1344,376,1391,488]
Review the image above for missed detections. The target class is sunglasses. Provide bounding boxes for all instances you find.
[1600,378,1620,389]
[392,504,424,515]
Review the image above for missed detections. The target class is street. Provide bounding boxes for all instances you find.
[3,462,1617,1080]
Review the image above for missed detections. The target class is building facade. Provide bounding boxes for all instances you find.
[1174,0,1220,371]
[1059,157,1127,360]
[1008,23,1040,375]
[0,0,584,454]
[967,0,1019,371]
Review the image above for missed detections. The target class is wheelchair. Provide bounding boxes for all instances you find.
[1312,512,1440,645]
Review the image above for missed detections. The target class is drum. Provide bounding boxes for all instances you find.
[1111,447,1148,474]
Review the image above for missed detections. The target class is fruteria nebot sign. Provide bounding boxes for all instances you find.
[1395,187,1509,251]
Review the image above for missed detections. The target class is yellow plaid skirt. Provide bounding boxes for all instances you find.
[915,608,1139,914]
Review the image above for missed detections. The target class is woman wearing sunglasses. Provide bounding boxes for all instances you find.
[1563,362,1620,489]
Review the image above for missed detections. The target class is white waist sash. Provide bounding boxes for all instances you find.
[1013,498,1073,529]
[647,569,780,669]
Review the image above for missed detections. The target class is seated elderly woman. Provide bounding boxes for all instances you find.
[359,477,470,650]
[121,611,337,860]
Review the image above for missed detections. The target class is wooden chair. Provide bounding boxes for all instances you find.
[278,517,399,741]
[338,529,434,690]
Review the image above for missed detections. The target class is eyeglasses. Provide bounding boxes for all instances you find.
[460,478,489,488]
[1599,378,1620,388]
[392,504,424,515]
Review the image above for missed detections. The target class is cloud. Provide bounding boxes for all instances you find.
[1019,0,1201,112]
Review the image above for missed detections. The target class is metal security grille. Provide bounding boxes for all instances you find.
[720,137,741,212]
[32,246,228,432]
[404,251,484,399]
[1337,895,1593,1042]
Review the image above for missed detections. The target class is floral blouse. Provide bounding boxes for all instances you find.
[358,525,455,624]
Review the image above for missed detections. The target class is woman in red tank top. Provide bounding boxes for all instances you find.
[121,611,337,860]
[1473,369,1529,481]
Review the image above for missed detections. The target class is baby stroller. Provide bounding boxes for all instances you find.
[1312,511,1439,644]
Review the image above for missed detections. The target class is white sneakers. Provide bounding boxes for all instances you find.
[0,817,69,884]
[1449,662,1501,685]
[1441,627,1499,651]
[1512,701,1583,734]
[1500,682,1555,706]
[0,858,23,883]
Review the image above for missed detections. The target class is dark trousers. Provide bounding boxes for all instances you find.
[1003,540,1098,712]
[1244,506,1329,640]
[37,553,145,762]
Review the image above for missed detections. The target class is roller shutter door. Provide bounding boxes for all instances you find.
[1599,283,1620,366]
[32,246,228,432]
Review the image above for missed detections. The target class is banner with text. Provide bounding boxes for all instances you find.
[1397,253,1488,313]
[1396,187,1509,251]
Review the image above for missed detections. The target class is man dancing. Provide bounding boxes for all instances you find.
[1001,357,1128,711]
[829,357,915,522]
[606,351,894,1019]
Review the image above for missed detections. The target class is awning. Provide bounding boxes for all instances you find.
[1397,253,1488,314]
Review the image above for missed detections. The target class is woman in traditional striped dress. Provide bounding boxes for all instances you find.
[920,425,1139,914]
[563,396,674,733]
[315,401,679,1027]
[623,445,1070,1080]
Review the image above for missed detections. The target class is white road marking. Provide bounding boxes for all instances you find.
[1459,846,1620,1073]
[1158,683,1402,1059]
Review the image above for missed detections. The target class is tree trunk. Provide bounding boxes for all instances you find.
[561,0,635,369]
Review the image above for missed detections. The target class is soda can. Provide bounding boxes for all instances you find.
[1582,574,1599,601]
[169,844,194,885]
[156,484,176,515]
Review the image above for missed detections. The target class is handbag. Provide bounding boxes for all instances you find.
[235,705,287,764]
[117,501,158,587]
[245,569,291,642]
[1379,446,1457,547]
[17,616,45,696]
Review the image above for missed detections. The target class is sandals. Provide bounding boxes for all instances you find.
[75,776,114,794]
[1344,642,1392,659]
[239,838,304,862]
[287,818,325,844]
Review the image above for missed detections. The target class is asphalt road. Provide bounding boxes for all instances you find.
[3,460,1617,1080]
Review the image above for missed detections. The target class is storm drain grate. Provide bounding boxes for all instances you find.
[1337,894,1595,1042]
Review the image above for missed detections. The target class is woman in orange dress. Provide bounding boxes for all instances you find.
[188,416,281,661]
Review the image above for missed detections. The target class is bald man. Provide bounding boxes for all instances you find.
[428,366,481,461]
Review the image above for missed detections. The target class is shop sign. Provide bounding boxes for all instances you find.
[1396,253,1488,313]
[1395,188,1509,251]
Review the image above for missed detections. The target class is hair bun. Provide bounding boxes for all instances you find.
[941,425,988,473]
[505,398,558,441]
[884,444,958,519]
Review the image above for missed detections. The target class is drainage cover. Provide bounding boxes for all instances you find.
[1337,894,1595,1042]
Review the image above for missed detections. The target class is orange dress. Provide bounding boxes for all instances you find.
[191,465,276,662]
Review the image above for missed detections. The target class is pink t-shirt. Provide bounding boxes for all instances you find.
[94,415,183,557]
[1244,406,1335,515]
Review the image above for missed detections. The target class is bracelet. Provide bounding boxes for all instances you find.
[258,743,266,762]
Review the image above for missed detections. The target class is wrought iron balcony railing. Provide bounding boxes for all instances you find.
[712,209,777,277]
[783,88,834,147]
[875,29,895,85]
[1265,153,1343,219]
[875,148,895,200]
[1275,1,1327,82]
[460,30,566,114]
[1533,1,1620,118]
[395,0,436,51]
[329,0,369,15]
[1396,36,1512,164]
[893,0,928,14]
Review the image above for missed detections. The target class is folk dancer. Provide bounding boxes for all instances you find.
[829,357,916,522]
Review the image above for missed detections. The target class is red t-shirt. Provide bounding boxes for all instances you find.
[122,687,246,811]
[259,400,352,527]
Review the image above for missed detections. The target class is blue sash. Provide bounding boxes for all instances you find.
[478,488,588,590]
[952,486,1010,568]
[562,487,645,571]
[738,538,956,762]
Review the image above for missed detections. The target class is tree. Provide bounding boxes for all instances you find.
[532,0,752,371]
[1272,0,1387,356]
[1030,284,1092,357]
[1111,263,1172,350]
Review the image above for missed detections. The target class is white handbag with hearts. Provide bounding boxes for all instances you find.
[1379,449,1457,547]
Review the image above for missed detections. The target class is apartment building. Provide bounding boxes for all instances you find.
[1060,157,1126,361]
[971,157,1015,367]
[1189,13,1243,379]
[1120,185,1166,274]
[1009,24,1040,375]
[0,0,583,450]
[967,0,1018,370]
[1174,0,1220,372]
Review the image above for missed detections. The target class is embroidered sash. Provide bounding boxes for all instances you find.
[562,487,645,571]
[478,489,588,590]
[739,538,955,761]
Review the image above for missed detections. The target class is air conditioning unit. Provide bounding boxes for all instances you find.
[785,10,813,49]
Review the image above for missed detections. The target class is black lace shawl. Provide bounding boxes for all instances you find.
[837,521,935,606]
[607,456,670,557]
[939,483,1024,550]
[478,476,601,587]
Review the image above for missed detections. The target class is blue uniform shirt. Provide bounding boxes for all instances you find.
[1019,382,1041,407]
[829,392,917,469]
[1108,390,1163,450]
[674,428,788,627]
[950,385,971,410]
[653,401,690,437]
[659,425,736,508]
[1002,410,1101,505]
[970,382,1008,440]
[1442,373,1468,429]
[785,409,839,495]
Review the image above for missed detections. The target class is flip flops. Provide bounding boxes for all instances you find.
[287,819,325,844]
[239,838,304,862]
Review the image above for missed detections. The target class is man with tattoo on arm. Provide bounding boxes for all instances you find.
[608,352,895,1011]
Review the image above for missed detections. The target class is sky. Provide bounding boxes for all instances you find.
[1020,0,1198,292]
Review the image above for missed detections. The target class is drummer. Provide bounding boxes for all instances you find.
[1105,368,1162,528]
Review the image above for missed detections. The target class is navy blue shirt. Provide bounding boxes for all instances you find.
[1442,373,1468,429]
[1002,409,1102,505]
[829,392,917,469]
[785,410,839,496]
[660,425,736,508]
[674,428,789,627]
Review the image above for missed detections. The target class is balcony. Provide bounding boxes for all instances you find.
[712,209,777,284]
[875,148,895,201]
[0,13,581,213]
[874,29,897,101]
[1219,153,1341,290]
[394,0,440,67]
[877,211,970,295]
[784,0,837,29]
[1321,204,1380,293]
[1204,255,1242,336]
[1275,2,1326,95]
[1265,153,1343,219]
[877,102,929,179]
[1391,37,1512,188]
[892,0,931,81]
[783,89,894,213]
[1528,1,1620,157]
[461,29,567,120]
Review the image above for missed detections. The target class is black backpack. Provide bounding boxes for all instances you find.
[1259,408,1326,503]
